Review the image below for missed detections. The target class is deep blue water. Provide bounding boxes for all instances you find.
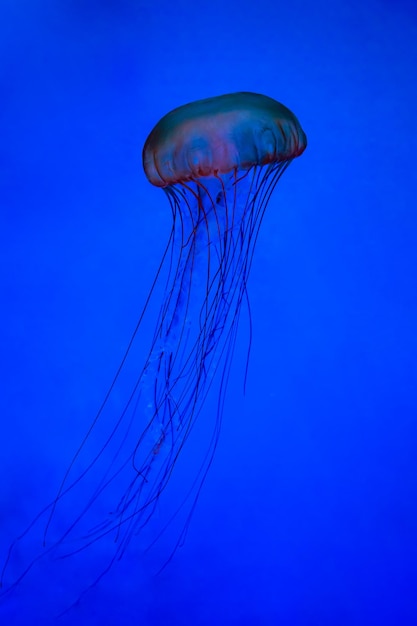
[1,1,417,624]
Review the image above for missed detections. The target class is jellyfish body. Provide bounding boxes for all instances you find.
[1,93,306,602]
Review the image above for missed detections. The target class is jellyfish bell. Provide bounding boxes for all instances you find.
[143,92,306,186]
[0,92,306,609]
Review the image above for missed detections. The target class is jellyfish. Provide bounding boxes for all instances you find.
[1,92,306,602]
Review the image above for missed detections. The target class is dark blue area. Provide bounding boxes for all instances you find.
[1,1,416,624]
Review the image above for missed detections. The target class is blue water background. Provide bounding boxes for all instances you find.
[1,1,416,624]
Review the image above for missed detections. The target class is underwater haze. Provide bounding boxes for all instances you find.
[1,0,417,624]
